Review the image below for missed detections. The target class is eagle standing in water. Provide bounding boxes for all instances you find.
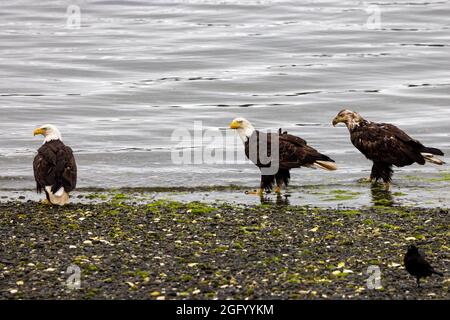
[332,110,445,191]
[33,125,77,205]
[229,117,337,195]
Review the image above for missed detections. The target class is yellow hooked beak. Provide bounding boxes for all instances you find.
[332,116,343,127]
[33,128,45,136]
[229,120,241,129]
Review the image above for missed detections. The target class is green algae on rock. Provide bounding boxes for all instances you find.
[0,201,448,300]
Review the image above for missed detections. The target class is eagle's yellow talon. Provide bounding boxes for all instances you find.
[245,189,264,196]
[274,186,281,194]
[41,199,51,205]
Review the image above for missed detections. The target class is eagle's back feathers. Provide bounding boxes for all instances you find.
[33,140,77,195]
[244,130,336,191]
[349,121,444,168]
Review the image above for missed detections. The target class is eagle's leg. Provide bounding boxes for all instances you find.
[274,169,290,194]
[382,168,393,192]
[371,162,393,191]
[416,277,421,288]
[41,192,52,205]
[274,184,282,194]
[255,174,275,195]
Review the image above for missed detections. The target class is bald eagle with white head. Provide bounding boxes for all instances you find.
[332,110,445,191]
[230,117,337,195]
[33,125,77,205]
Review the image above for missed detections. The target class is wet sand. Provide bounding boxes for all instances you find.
[2,168,449,208]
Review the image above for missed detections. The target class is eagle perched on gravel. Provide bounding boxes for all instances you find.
[230,117,337,195]
[33,124,77,205]
[332,110,445,191]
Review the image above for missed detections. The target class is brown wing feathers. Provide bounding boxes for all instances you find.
[33,140,77,194]
[245,129,336,171]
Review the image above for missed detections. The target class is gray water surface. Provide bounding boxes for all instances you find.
[0,0,449,206]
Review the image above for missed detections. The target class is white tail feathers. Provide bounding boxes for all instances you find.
[45,186,70,206]
[421,153,445,165]
[314,161,337,171]
[54,187,65,197]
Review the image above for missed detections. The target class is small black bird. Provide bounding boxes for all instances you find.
[404,245,443,287]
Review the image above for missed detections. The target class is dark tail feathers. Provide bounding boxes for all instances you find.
[261,175,276,192]
[432,269,444,277]
[423,147,444,156]
[318,154,335,163]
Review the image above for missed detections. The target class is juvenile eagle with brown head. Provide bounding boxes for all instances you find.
[230,117,337,195]
[33,124,77,205]
[332,110,445,191]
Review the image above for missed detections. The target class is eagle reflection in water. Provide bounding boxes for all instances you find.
[259,193,291,206]
[370,184,394,207]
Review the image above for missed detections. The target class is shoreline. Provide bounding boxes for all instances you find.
[1,172,450,208]
[0,200,448,299]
